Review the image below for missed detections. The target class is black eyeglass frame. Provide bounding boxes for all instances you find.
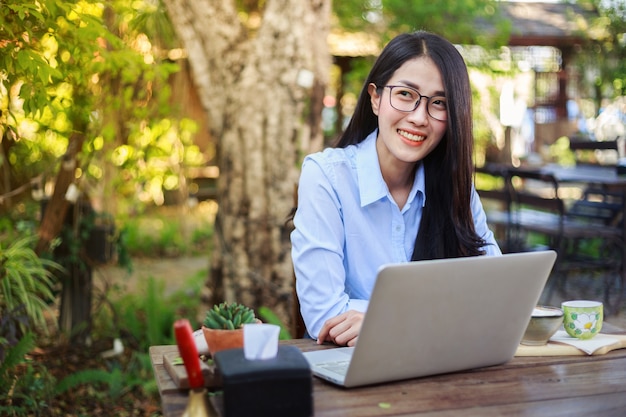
[382,85,448,121]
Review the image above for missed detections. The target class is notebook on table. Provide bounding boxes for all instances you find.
[302,250,557,388]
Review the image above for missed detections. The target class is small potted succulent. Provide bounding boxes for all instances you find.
[202,302,258,356]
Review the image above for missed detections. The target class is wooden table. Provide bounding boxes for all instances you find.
[151,324,626,416]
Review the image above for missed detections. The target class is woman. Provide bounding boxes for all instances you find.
[291,31,501,347]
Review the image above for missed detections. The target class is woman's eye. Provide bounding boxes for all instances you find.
[430,97,447,109]
[397,89,415,100]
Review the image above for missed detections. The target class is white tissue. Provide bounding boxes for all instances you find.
[243,323,280,360]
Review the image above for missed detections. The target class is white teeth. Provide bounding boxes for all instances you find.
[398,130,425,142]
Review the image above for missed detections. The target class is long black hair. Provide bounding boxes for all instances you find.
[336,31,486,259]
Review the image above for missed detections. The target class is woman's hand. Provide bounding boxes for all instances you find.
[317,310,364,347]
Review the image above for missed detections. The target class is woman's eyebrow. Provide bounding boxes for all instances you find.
[397,80,445,96]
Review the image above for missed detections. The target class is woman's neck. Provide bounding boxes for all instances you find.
[377,153,417,210]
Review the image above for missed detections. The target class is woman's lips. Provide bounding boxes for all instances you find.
[398,129,426,142]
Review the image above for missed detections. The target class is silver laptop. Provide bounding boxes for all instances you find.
[302,250,557,388]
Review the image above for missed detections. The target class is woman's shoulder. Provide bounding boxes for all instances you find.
[299,145,361,191]
[304,144,358,168]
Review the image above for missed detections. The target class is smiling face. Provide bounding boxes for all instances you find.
[369,56,447,172]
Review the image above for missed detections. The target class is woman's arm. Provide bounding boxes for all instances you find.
[291,157,364,339]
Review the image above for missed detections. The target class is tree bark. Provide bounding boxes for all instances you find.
[36,127,93,343]
[36,132,86,255]
[163,0,330,333]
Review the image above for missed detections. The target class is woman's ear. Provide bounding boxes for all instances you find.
[368,83,381,116]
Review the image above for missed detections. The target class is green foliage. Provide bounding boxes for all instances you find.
[0,0,201,218]
[257,306,292,340]
[104,117,203,209]
[548,137,577,167]
[54,368,119,396]
[0,234,62,337]
[0,332,57,416]
[0,362,56,416]
[124,218,172,255]
[0,332,35,391]
[191,224,214,251]
[117,277,177,349]
[333,0,510,46]
[52,350,157,406]
[61,269,208,412]
[577,0,626,100]
[1,0,104,156]
[94,267,206,351]
[145,277,170,347]
[203,302,257,330]
[121,207,214,257]
[54,267,207,412]
[121,218,156,256]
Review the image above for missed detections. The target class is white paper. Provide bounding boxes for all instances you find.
[549,330,618,355]
[193,328,209,355]
[243,323,280,360]
[65,183,80,203]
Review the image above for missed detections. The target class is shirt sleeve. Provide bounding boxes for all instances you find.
[470,186,503,256]
[291,157,358,339]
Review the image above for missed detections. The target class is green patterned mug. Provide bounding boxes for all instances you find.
[561,300,603,340]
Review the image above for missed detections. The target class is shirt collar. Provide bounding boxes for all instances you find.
[355,130,426,208]
[412,162,426,208]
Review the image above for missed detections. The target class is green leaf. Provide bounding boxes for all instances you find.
[54,368,116,396]
[17,50,32,71]
[0,333,35,379]
[257,306,292,340]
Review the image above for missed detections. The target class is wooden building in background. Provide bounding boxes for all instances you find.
[498,1,600,152]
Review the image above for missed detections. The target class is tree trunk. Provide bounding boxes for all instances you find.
[36,132,86,255]
[58,262,93,343]
[163,0,330,333]
[36,128,92,343]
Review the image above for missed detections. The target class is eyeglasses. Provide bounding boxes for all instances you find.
[383,85,448,121]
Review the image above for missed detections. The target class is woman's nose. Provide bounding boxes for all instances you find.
[406,100,429,124]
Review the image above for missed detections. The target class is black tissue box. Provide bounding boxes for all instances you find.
[213,345,313,417]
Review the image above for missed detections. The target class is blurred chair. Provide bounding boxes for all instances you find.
[568,135,620,166]
[507,167,624,313]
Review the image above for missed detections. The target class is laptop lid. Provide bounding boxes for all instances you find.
[304,250,557,388]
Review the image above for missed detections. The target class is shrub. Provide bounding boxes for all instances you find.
[0,235,62,361]
[0,333,57,416]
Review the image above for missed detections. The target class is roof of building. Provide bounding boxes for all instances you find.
[498,1,600,47]
[328,2,602,57]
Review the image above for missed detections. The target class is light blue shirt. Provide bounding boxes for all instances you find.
[290,131,501,338]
